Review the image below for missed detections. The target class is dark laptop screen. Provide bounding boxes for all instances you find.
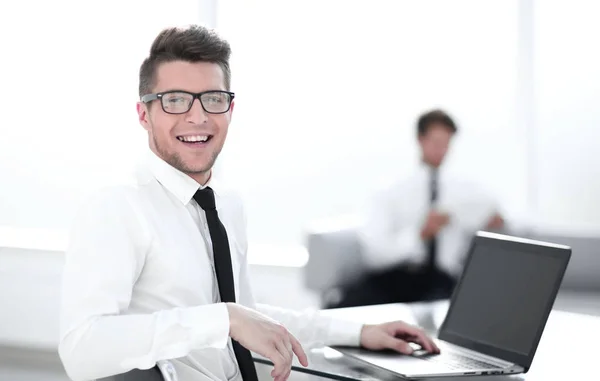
[440,234,569,364]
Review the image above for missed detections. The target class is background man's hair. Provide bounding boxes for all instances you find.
[416,109,458,136]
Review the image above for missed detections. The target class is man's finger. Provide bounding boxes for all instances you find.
[428,337,440,353]
[290,334,309,367]
[414,331,439,353]
[275,364,292,381]
[395,325,439,353]
[269,349,287,379]
[410,332,436,353]
[275,338,292,364]
[384,336,413,355]
[273,337,292,381]
[286,337,293,356]
[274,369,291,381]
[409,334,439,353]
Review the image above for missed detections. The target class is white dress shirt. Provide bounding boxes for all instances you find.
[59,150,363,381]
[358,162,500,277]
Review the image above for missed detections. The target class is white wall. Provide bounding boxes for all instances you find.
[1,0,598,258]
[0,0,206,230]
[533,0,600,229]
[217,0,529,248]
[0,247,64,349]
[215,0,600,246]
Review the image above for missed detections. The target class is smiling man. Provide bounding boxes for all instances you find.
[138,58,229,183]
[57,25,439,381]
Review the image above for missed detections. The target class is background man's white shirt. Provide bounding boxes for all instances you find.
[359,163,500,276]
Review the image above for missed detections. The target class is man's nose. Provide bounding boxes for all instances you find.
[185,98,208,124]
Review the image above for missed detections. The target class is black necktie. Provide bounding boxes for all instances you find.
[426,169,438,274]
[193,187,259,381]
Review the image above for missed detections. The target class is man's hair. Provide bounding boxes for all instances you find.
[139,25,232,97]
[416,109,458,137]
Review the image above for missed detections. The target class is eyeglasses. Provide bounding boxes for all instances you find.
[141,90,235,114]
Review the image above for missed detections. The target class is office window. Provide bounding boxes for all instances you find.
[217,0,524,252]
[533,0,600,230]
[0,0,203,231]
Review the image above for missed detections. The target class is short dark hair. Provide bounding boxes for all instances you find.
[416,109,458,137]
[139,25,232,97]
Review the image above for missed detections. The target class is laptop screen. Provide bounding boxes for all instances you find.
[439,232,570,368]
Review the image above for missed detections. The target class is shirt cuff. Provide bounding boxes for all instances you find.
[183,302,230,349]
[326,317,364,347]
[122,303,231,370]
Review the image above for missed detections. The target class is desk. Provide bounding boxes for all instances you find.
[254,301,600,380]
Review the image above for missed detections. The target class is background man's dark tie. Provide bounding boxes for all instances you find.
[426,168,439,275]
[194,187,259,381]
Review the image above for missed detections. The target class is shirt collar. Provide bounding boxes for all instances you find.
[145,150,222,207]
[419,159,441,174]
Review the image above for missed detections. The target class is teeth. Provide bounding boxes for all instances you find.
[178,135,208,142]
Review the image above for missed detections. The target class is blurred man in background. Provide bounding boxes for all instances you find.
[328,109,504,308]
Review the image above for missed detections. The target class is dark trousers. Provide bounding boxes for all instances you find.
[326,264,457,309]
[98,367,165,381]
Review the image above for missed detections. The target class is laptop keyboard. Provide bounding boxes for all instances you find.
[415,350,500,370]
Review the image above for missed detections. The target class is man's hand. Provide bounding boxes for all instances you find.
[420,210,450,240]
[485,213,504,230]
[360,321,440,355]
[227,303,308,381]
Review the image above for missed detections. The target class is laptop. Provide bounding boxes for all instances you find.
[333,231,571,378]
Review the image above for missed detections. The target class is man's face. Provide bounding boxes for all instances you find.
[418,123,453,167]
[137,61,233,182]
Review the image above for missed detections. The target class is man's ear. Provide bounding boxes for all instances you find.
[228,100,235,120]
[137,102,151,131]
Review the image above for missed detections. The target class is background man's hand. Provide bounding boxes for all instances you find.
[360,321,440,355]
[421,210,450,240]
[227,303,309,381]
[485,213,505,230]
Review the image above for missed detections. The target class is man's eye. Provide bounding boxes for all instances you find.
[205,96,224,104]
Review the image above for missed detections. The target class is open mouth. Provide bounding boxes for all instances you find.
[176,135,213,145]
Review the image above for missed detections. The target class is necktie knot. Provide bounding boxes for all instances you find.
[194,187,216,210]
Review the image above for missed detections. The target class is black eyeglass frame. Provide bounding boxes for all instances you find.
[141,90,235,114]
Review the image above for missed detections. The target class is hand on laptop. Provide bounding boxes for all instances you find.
[360,321,440,355]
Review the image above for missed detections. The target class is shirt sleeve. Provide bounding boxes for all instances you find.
[446,180,499,232]
[235,202,364,350]
[238,256,363,349]
[58,188,231,381]
[256,304,364,349]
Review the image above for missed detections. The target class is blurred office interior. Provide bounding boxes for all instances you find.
[0,1,599,380]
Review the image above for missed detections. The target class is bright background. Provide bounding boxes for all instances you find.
[0,0,599,367]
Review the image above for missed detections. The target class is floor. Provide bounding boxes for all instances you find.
[0,346,69,381]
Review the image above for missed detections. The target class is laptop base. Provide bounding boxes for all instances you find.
[332,345,524,379]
